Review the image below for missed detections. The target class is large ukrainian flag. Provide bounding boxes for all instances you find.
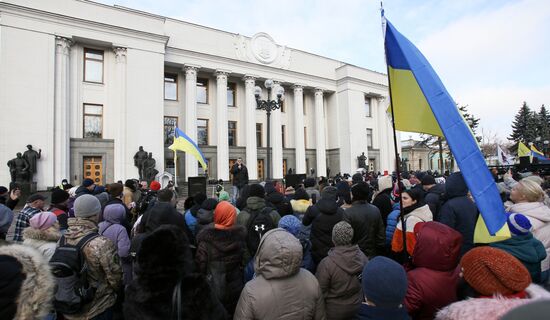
[169,127,208,170]
[384,17,508,237]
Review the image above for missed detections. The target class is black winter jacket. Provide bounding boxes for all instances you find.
[343,200,386,257]
[303,198,344,265]
[424,183,446,220]
[372,189,393,226]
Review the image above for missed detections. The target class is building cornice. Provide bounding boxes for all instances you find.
[0,2,170,45]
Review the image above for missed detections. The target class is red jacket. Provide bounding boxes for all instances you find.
[405,222,463,320]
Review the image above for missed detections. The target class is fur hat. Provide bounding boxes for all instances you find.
[73,194,101,218]
[29,212,57,231]
[50,188,69,204]
[332,221,354,246]
[362,256,407,308]
[249,184,265,198]
[149,181,161,191]
[507,213,532,236]
[461,247,531,296]
[214,201,236,230]
[82,178,94,188]
[278,215,301,237]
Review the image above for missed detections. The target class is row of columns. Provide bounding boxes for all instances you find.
[179,66,327,181]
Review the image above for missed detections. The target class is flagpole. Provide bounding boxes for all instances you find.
[173,123,178,187]
[381,4,408,260]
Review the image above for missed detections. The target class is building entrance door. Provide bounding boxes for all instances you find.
[83,156,103,185]
[257,159,264,181]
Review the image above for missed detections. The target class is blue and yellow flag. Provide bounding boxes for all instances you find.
[169,127,208,169]
[518,141,531,157]
[384,17,508,237]
[531,145,548,161]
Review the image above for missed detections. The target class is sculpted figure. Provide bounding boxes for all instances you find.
[134,146,148,179]
[7,153,30,183]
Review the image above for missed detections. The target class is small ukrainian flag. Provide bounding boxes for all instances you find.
[169,127,208,170]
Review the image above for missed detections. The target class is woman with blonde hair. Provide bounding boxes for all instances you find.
[506,179,550,283]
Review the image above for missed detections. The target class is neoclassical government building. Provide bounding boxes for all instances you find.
[0,0,394,190]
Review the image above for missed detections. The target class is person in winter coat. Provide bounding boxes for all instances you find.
[48,188,70,231]
[304,177,321,204]
[0,243,55,320]
[265,182,293,217]
[372,175,393,226]
[185,192,207,237]
[0,203,13,240]
[22,211,60,261]
[230,157,249,202]
[386,202,400,248]
[421,175,445,220]
[99,204,132,285]
[63,194,122,320]
[195,198,219,236]
[303,186,345,265]
[0,185,21,210]
[344,182,385,258]
[405,222,462,320]
[279,214,315,272]
[124,225,227,320]
[435,247,550,320]
[290,187,312,221]
[196,201,245,316]
[13,193,46,242]
[356,256,409,320]
[437,172,478,256]
[391,188,433,256]
[336,181,352,209]
[75,178,95,198]
[315,221,368,319]
[236,184,281,228]
[102,183,132,235]
[505,178,550,283]
[490,213,547,283]
[234,228,326,319]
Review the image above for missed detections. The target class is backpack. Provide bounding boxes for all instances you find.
[205,244,227,303]
[246,207,276,256]
[137,191,157,215]
[49,233,99,315]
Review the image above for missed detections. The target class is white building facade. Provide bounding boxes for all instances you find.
[0,0,395,190]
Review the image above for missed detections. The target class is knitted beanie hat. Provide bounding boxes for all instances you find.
[507,213,532,236]
[218,190,230,202]
[278,215,301,237]
[249,184,265,198]
[29,212,57,230]
[50,188,70,204]
[214,201,236,230]
[74,194,101,218]
[460,247,531,296]
[82,178,94,188]
[362,256,407,308]
[332,221,354,246]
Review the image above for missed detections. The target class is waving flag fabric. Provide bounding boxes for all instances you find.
[518,141,531,157]
[384,17,507,236]
[531,145,549,160]
[169,127,208,169]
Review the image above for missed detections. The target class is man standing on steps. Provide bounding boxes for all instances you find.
[230,157,249,203]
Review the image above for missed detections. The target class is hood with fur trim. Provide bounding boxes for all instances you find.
[0,244,54,320]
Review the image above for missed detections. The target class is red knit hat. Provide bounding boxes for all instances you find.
[214,201,236,230]
[460,247,531,296]
[150,181,161,191]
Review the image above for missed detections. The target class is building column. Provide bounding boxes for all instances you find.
[377,96,392,172]
[314,88,327,177]
[271,81,283,180]
[293,84,306,174]
[54,36,72,185]
[113,47,127,181]
[244,75,258,180]
[215,70,230,181]
[184,65,199,180]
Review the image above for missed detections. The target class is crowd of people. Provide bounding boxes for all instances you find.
[1,167,550,320]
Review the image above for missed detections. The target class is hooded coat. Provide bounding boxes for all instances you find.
[124,225,227,320]
[234,228,326,320]
[265,184,293,217]
[63,217,122,320]
[344,200,385,257]
[424,183,446,220]
[99,205,132,285]
[195,199,218,236]
[22,226,61,261]
[506,201,550,272]
[236,196,281,228]
[438,173,478,256]
[195,225,246,315]
[315,245,367,319]
[391,204,433,256]
[435,284,550,320]
[303,188,345,265]
[0,244,55,320]
[490,233,547,283]
[405,222,462,320]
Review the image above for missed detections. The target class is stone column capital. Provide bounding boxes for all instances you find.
[113,47,127,63]
[55,36,73,55]
[214,69,231,78]
[243,74,258,83]
[314,88,324,97]
[293,84,305,92]
[184,64,200,77]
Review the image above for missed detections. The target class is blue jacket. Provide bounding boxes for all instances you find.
[386,203,400,247]
[355,304,409,320]
[438,172,478,256]
[184,209,198,237]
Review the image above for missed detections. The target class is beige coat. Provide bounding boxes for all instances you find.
[23,225,61,261]
[234,228,326,320]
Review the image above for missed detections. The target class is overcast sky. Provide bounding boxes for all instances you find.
[96,0,550,142]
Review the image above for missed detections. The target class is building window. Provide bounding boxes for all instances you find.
[197,119,209,145]
[84,48,104,83]
[282,125,286,148]
[304,127,307,148]
[197,78,208,104]
[366,128,373,148]
[365,96,372,117]
[227,82,236,107]
[83,104,103,138]
[283,159,288,175]
[303,103,306,115]
[280,100,285,113]
[164,116,178,146]
[164,73,178,100]
[256,123,262,147]
[228,121,237,146]
[419,158,423,170]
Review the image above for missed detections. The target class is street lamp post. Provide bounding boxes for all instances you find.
[255,79,284,181]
